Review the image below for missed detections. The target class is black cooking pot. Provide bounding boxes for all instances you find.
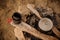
[12,12,22,24]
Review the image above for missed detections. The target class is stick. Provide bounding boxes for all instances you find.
[52,27,60,38]
[27,4,42,19]
[10,21,58,40]
[14,27,25,40]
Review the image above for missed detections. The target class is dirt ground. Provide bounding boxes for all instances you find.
[0,0,60,40]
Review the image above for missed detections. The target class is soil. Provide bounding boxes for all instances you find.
[0,0,60,40]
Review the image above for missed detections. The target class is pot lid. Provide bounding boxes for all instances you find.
[38,18,53,31]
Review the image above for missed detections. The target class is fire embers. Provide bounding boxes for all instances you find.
[26,12,40,29]
[12,12,22,24]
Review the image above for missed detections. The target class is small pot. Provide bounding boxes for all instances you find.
[12,12,22,24]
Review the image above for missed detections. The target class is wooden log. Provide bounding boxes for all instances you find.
[14,27,25,40]
[52,27,60,38]
[10,21,58,40]
[27,4,42,19]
